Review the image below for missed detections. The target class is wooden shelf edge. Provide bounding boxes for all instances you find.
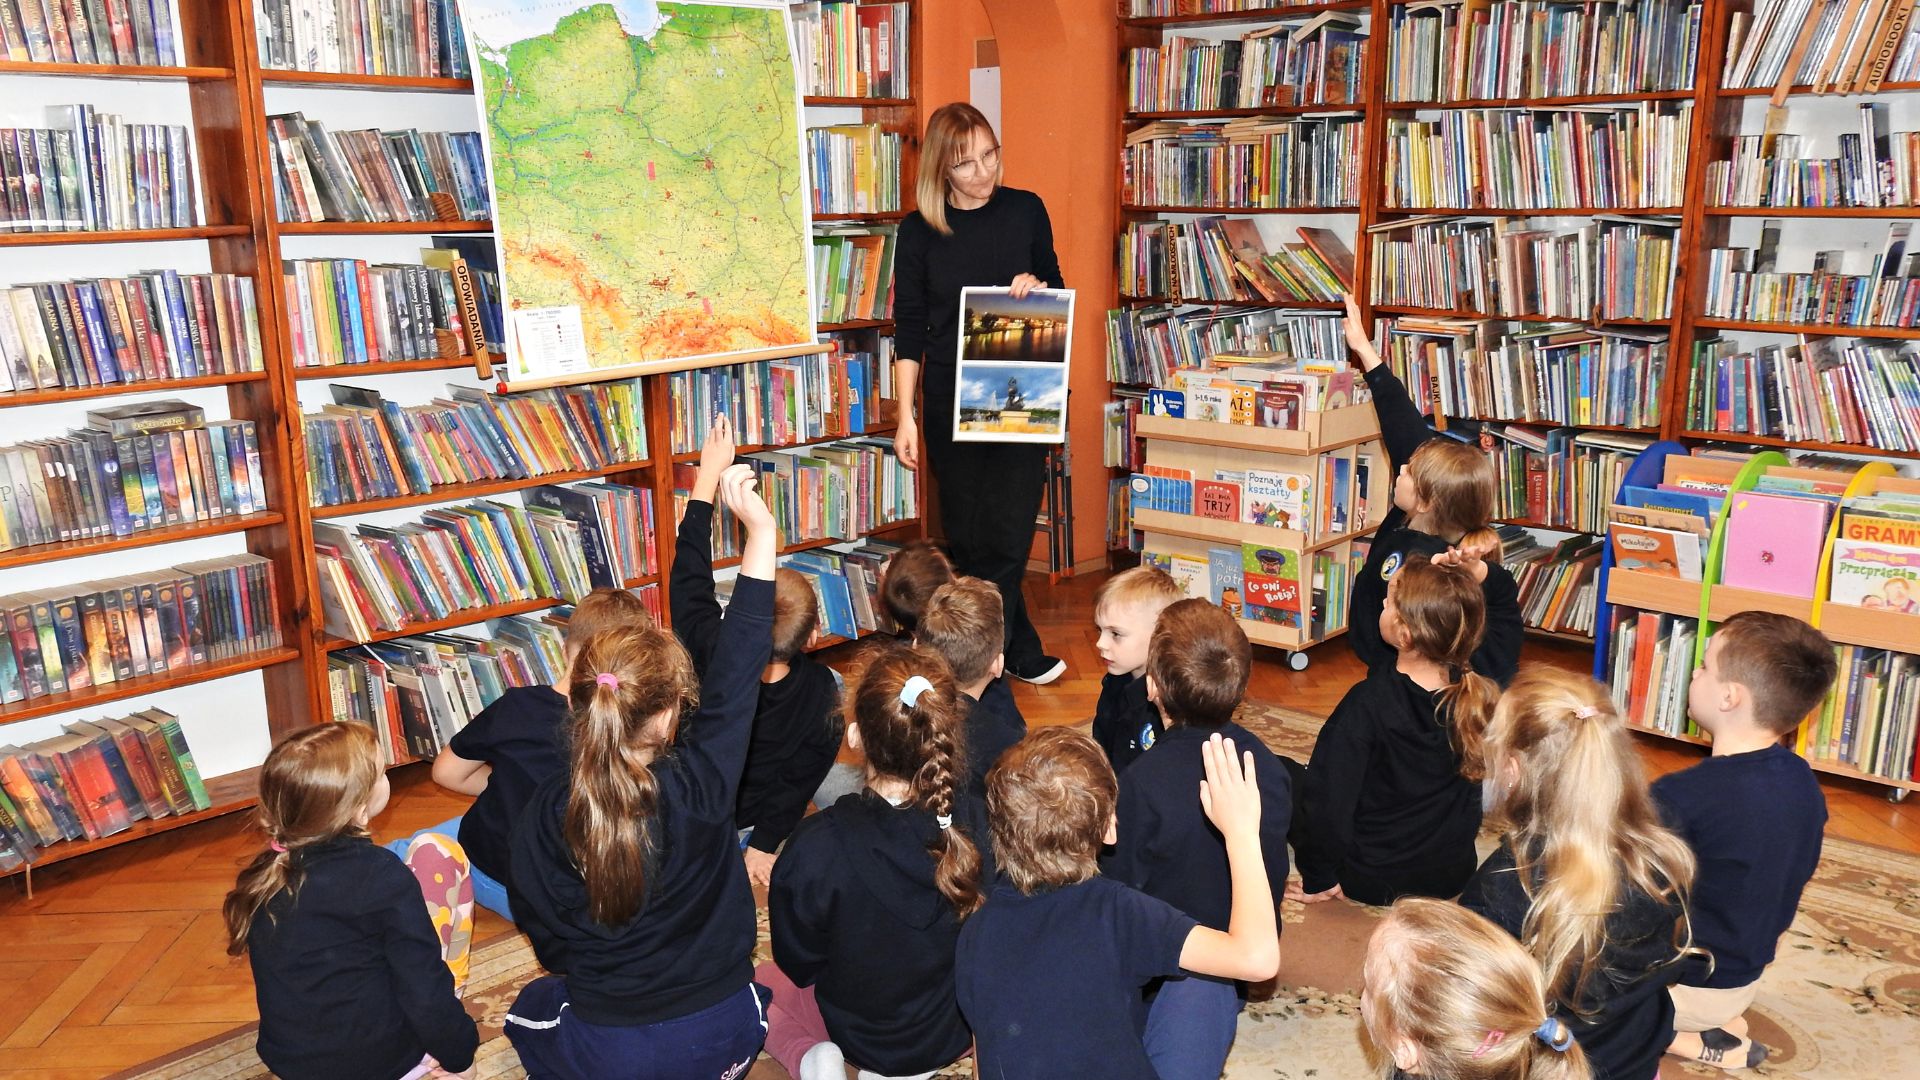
[1122,204,1361,215]
[0,648,301,727]
[1380,207,1684,217]
[818,319,895,331]
[1704,205,1920,218]
[803,96,913,107]
[668,424,901,462]
[1692,319,1920,342]
[1678,430,1920,460]
[1133,507,1378,554]
[709,518,925,571]
[309,461,652,519]
[259,69,475,92]
[1122,1,1370,27]
[1121,294,1343,309]
[0,370,271,408]
[0,511,286,571]
[0,60,232,80]
[1384,89,1698,109]
[0,225,250,247]
[0,766,262,879]
[812,211,909,222]
[323,573,665,652]
[1372,303,1672,327]
[275,220,493,235]
[1126,104,1364,120]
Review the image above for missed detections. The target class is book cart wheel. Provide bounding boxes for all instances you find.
[1287,651,1310,672]
[1890,787,1911,805]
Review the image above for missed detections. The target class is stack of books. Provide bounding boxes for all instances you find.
[1384,0,1701,101]
[1496,526,1604,637]
[813,224,898,324]
[1702,226,1920,329]
[1722,0,1920,92]
[0,709,209,869]
[1688,335,1920,451]
[807,124,903,215]
[0,272,263,393]
[0,0,180,64]
[1385,103,1693,209]
[667,349,894,455]
[1123,117,1366,208]
[0,107,197,232]
[1107,303,1347,385]
[255,0,471,78]
[1607,609,1700,733]
[1383,319,1668,429]
[1140,355,1369,427]
[1126,14,1368,111]
[266,113,489,224]
[1482,425,1653,531]
[283,245,502,367]
[1124,218,1353,304]
[1708,107,1919,209]
[791,1,910,98]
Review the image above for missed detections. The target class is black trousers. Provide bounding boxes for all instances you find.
[921,369,1050,668]
[1280,757,1476,905]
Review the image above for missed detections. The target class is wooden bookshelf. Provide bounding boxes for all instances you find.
[0,766,263,881]
[273,219,494,235]
[292,355,505,379]
[307,463,652,520]
[0,225,253,246]
[0,512,286,571]
[0,60,234,80]
[258,70,475,92]
[1123,1,1372,28]
[0,371,272,408]
[0,647,302,728]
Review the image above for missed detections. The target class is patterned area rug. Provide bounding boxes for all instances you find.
[117,703,1920,1080]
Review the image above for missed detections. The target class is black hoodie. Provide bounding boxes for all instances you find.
[768,789,996,1074]
[508,575,773,1026]
[1293,662,1482,897]
[1091,672,1163,777]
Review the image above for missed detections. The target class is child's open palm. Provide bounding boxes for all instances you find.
[692,414,736,503]
[718,464,776,534]
[1199,734,1261,842]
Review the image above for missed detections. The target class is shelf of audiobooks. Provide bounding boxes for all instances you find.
[1598,442,1920,794]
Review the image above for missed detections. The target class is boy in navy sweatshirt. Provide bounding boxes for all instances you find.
[1102,599,1292,1080]
[1654,612,1837,1070]
[917,575,1027,793]
[671,415,843,887]
[1090,566,1186,775]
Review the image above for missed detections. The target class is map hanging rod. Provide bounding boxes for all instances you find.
[494,341,836,394]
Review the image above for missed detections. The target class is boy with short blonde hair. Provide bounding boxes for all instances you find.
[1090,566,1186,774]
[919,576,1027,791]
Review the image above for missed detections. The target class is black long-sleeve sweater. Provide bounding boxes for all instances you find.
[894,187,1064,371]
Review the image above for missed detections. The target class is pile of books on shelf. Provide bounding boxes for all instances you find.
[1132,446,1370,541]
[744,438,916,546]
[284,243,503,367]
[1144,541,1366,639]
[266,113,489,224]
[1384,103,1692,210]
[0,107,197,232]
[1708,108,1919,209]
[1830,488,1920,613]
[0,272,264,393]
[1721,0,1919,92]
[300,380,647,508]
[783,543,892,642]
[1384,0,1701,101]
[1607,492,1711,582]
[807,123,903,215]
[1496,526,1603,638]
[813,224,897,323]
[1607,606,1699,734]
[1688,334,1920,452]
[1105,390,1146,467]
[0,709,208,868]
[1822,492,1920,779]
[1368,216,1679,320]
[0,0,181,64]
[1123,117,1365,209]
[1,402,265,550]
[1702,226,1920,330]
[255,0,471,78]
[1125,14,1367,112]
[1382,318,1668,429]
[1140,353,1368,430]
[1126,0,1329,14]
[1123,218,1354,304]
[1476,423,1652,532]
[667,349,894,455]
[1107,304,1347,385]
[791,1,909,99]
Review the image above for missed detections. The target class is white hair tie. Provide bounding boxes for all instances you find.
[936,814,953,831]
[899,675,934,708]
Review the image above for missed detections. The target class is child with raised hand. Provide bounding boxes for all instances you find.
[505,463,778,1078]
[1655,612,1837,1071]
[671,414,843,886]
[956,727,1281,1080]
[917,576,1027,792]
[1460,668,1700,1080]
[1362,897,1591,1080]
[1340,294,1523,685]
[1289,555,1497,905]
[429,585,653,919]
[226,723,477,1080]
[1101,599,1293,1080]
[761,644,994,1080]
[1090,565,1186,775]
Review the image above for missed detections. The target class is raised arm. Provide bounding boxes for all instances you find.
[668,416,736,674]
[1343,293,1431,472]
[1176,735,1281,983]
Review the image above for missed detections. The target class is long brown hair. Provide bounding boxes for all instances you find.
[916,102,999,236]
[850,644,984,917]
[880,540,954,633]
[1389,555,1500,778]
[1479,669,1699,1011]
[564,623,699,927]
[1408,440,1497,540]
[224,723,383,955]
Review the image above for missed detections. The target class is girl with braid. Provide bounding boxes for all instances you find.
[762,643,993,1080]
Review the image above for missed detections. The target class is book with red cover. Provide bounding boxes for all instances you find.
[65,720,147,822]
[0,748,62,846]
[1194,479,1241,521]
[97,717,170,820]
[1295,227,1356,291]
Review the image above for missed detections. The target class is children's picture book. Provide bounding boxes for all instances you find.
[1244,469,1311,530]
[1227,384,1256,425]
[1207,547,1243,616]
[1321,455,1353,536]
[1623,485,1724,528]
[1141,550,1174,576]
[1194,479,1241,521]
[1830,540,1920,612]
[1240,543,1304,623]
[1720,491,1831,598]
[1146,387,1185,417]
[1843,511,1920,548]
[1609,522,1704,581]
[1168,554,1209,600]
[1187,381,1232,423]
[1255,386,1303,429]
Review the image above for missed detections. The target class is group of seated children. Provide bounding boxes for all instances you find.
[223,298,1841,1080]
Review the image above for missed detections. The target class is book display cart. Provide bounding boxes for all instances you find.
[0,0,925,878]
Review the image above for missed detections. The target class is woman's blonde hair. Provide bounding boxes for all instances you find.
[1363,898,1592,1080]
[1478,668,1699,1011]
[1388,555,1500,778]
[1408,440,1497,540]
[224,722,383,954]
[916,102,1000,236]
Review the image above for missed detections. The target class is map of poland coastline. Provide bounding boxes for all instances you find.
[467,0,813,379]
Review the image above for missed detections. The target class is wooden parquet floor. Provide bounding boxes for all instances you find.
[2,569,1916,1078]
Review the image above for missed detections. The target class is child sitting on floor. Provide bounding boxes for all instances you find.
[1089,566,1186,775]
[917,576,1027,792]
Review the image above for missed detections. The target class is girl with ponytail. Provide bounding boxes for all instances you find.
[1460,668,1701,1080]
[225,722,477,1080]
[762,643,993,1080]
[504,464,780,1079]
[1289,554,1500,905]
[1363,898,1591,1080]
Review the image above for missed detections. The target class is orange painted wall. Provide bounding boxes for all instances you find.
[917,0,1119,574]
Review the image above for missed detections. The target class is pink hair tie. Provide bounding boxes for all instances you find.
[596,672,620,690]
[1472,1029,1507,1058]
[269,841,287,854]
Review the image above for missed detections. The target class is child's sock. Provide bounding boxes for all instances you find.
[799,1041,847,1080]
[1668,1028,1769,1071]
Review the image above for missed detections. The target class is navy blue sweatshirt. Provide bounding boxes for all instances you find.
[1092,672,1164,777]
[1293,664,1483,897]
[769,790,996,1074]
[673,498,842,852]
[894,187,1065,370]
[246,836,477,1080]
[509,575,774,1026]
[1651,744,1826,989]
[963,690,1026,795]
[1348,364,1523,686]
[445,684,569,883]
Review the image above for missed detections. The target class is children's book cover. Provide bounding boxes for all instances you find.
[1255,386,1302,429]
[1207,547,1243,616]
[1187,382,1232,423]
[1240,543,1304,622]
[1228,385,1256,426]
[1720,491,1830,598]
[1608,523,1703,581]
[1194,479,1241,521]
[1322,456,1352,535]
[1244,469,1311,530]
[1168,554,1209,600]
[1146,387,1185,418]
[1830,540,1920,612]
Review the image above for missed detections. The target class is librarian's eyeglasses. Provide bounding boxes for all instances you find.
[949,146,1001,179]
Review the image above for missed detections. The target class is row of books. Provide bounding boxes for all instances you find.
[1607,609,1697,735]
[1708,110,1918,209]
[791,1,909,100]
[1106,390,1146,470]
[1146,353,1366,421]
[0,710,207,867]
[0,0,179,64]
[1,405,265,550]
[741,438,916,548]
[1808,644,1920,781]
[265,113,489,224]
[779,541,901,642]
[1496,527,1603,638]
[1122,217,1355,304]
[1,109,196,232]
[300,380,647,508]
[1687,335,1920,453]
[814,224,897,325]
[1383,104,1693,210]
[1386,318,1668,429]
[254,0,470,78]
[807,124,903,216]
[284,254,480,369]
[0,273,262,394]
[1701,235,1920,329]
[1474,423,1648,532]
[1722,0,1918,93]
[0,556,284,705]
[1368,216,1679,322]
[666,347,895,455]
[1125,14,1367,113]
[1106,303,1346,386]
[1131,449,1370,541]
[1125,0,1329,14]
[1122,117,1365,209]
[1383,0,1701,102]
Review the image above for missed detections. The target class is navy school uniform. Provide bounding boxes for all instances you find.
[1347,364,1523,686]
[246,837,477,1080]
[956,876,1197,1080]
[444,684,569,885]
[963,690,1026,795]
[1092,672,1164,777]
[769,790,996,1074]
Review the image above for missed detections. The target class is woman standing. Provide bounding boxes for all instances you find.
[893,102,1065,685]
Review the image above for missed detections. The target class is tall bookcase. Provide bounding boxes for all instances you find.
[0,0,923,877]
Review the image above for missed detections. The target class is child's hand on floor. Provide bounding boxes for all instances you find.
[1283,880,1345,905]
[1199,733,1261,842]
[692,413,736,503]
[743,846,777,886]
